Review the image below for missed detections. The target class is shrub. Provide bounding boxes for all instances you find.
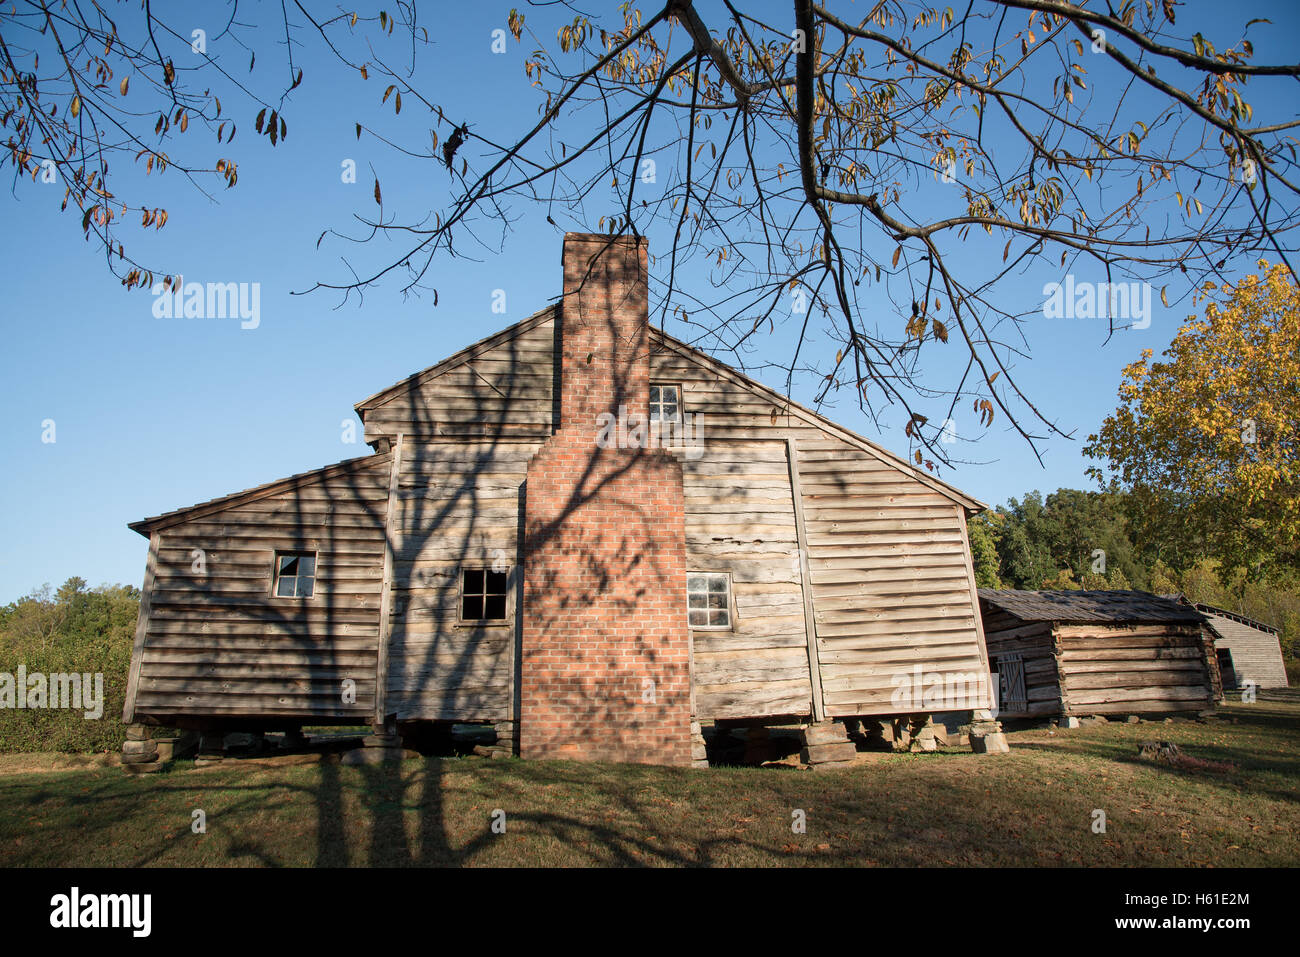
[0,579,138,753]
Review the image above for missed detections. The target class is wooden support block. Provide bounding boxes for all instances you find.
[800,741,856,765]
[487,722,518,757]
[152,730,199,762]
[801,721,850,747]
[195,730,226,765]
[863,719,896,750]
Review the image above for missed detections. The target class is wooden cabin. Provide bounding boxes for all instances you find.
[123,233,996,767]
[977,589,1222,719]
[1191,602,1289,690]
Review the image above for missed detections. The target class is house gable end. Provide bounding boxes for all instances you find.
[649,329,984,512]
[353,305,558,444]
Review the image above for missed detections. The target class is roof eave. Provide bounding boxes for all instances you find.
[127,451,391,537]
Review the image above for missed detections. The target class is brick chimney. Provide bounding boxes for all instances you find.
[519,234,692,766]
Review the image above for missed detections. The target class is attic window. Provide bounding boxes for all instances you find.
[273,551,316,598]
[462,568,509,622]
[688,573,732,629]
[649,384,681,422]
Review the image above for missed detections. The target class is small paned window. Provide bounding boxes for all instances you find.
[649,384,681,422]
[273,552,316,598]
[462,568,509,621]
[688,573,732,628]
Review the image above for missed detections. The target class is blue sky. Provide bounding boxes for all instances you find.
[2,1,1296,602]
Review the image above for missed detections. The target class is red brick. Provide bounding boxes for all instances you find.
[519,235,692,767]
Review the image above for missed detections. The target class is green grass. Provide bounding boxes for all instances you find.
[1,697,1297,867]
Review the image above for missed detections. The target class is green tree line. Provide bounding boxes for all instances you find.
[0,578,137,752]
[971,488,1299,662]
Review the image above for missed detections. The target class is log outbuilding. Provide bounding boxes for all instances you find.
[977,589,1222,719]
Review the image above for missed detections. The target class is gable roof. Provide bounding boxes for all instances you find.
[353,304,558,416]
[128,451,391,537]
[979,589,1207,625]
[651,328,985,512]
[351,305,984,512]
[132,304,986,539]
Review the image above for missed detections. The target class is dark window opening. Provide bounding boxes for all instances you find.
[462,568,509,621]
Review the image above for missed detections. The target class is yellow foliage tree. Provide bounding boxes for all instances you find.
[1085,261,1300,580]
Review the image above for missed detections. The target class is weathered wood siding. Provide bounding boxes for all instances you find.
[129,456,391,721]
[1205,615,1289,688]
[385,439,538,722]
[651,336,989,720]
[1056,624,1216,715]
[796,444,988,716]
[358,309,557,443]
[979,604,1061,716]
[681,440,814,720]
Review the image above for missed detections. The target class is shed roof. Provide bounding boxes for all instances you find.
[1190,602,1280,636]
[978,589,1207,624]
[128,451,391,537]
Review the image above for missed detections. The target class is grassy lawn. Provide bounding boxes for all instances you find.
[1,697,1297,867]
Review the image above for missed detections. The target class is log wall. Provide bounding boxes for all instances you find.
[681,440,814,720]
[979,605,1062,717]
[652,337,990,720]
[1056,623,1216,715]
